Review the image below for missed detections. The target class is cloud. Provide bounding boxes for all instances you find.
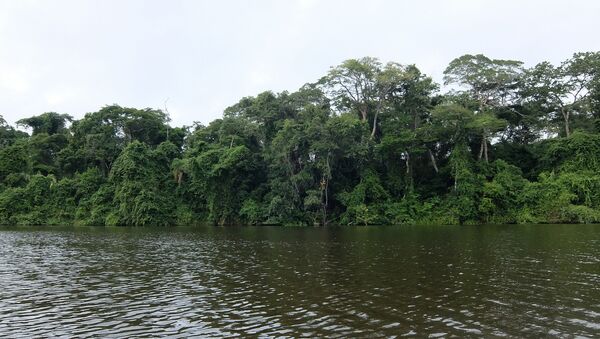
[0,0,598,127]
[0,66,30,94]
[295,0,319,11]
[44,87,78,107]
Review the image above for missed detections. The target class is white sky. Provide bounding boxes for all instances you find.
[1,0,599,127]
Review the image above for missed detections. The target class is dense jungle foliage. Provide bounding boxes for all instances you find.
[1,52,600,226]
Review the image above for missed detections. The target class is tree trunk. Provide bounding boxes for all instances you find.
[321,153,331,226]
[483,136,489,163]
[478,138,484,160]
[428,148,439,173]
[477,99,490,162]
[370,112,378,138]
[286,156,300,196]
[321,177,328,226]
[404,151,414,196]
[371,100,385,139]
[478,132,489,163]
[360,106,368,122]
[563,108,571,137]
[483,131,489,163]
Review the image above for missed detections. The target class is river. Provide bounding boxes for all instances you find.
[0,225,599,337]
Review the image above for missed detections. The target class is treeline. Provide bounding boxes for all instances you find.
[1,52,600,226]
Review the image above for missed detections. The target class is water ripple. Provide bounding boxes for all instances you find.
[0,225,599,337]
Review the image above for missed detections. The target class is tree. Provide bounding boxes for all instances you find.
[1,51,600,226]
[521,52,600,137]
[378,65,439,194]
[17,112,73,136]
[107,141,176,226]
[65,105,173,175]
[444,54,521,161]
[191,145,263,225]
[0,115,28,148]
[0,140,29,182]
[320,57,408,138]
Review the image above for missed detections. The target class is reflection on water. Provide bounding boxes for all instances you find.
[0,225,599,337]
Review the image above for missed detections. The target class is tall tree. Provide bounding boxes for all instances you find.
[320,57,408,138]
[521,52,600,137]
[17,112,73,136]
[378,65,438,194]
[444,54,522,161]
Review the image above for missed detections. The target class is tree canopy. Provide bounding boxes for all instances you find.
[1,51,600,226]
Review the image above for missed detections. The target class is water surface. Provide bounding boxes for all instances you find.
[0,225,599,337]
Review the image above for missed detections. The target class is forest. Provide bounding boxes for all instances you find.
[1,52,599,226]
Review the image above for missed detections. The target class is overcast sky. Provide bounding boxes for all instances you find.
[1,0,599,127]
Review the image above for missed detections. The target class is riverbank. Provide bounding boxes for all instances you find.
[2,52,600,227]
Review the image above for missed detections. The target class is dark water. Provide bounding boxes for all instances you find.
[0,225,599,338]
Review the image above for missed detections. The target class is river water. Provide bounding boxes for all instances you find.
[0,225,598,337]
